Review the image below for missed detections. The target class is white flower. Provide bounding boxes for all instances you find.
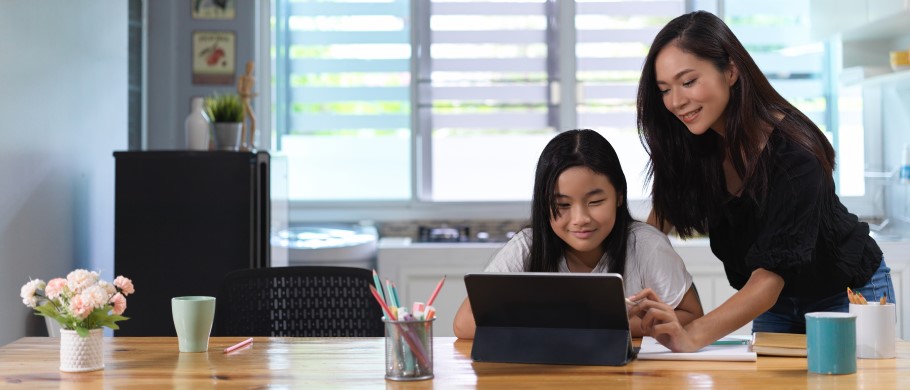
[20,279,46,308]
[66,269,99,294]
[99,280,117,296]
[81,285,109,309]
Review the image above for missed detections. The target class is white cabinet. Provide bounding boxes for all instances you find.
[379,238,910,338]
[377,241,503,337]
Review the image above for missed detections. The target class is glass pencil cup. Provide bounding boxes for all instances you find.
[383,317,435,381]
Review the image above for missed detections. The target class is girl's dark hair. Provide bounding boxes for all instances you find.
[527,129,635,276]
[636,11,835,237]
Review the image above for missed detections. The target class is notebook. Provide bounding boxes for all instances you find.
[751,332,807,357]
[637,336,757,361]
[464,272,635,366]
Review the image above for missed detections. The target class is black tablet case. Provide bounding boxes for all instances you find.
[465,273,635,366]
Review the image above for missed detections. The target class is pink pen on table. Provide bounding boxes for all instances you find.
[425,275,446,307]
[223,337,253,354]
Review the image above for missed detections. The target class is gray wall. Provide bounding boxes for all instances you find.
[146,0,258,150]
[0,1,128,345]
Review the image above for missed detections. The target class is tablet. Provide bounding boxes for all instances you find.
[465,272,635,366]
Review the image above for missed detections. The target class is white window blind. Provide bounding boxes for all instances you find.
[424,0,553,201]
[575,0,685,200]
[276,0,412,201]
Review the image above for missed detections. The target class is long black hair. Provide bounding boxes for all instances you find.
[526,129,635,276]
[636,11,835,237]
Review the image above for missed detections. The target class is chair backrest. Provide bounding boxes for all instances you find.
[214,266,384,337]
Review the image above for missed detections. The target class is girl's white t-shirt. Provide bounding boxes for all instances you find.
[484,221,693,308]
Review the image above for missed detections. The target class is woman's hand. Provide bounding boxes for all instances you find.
[633,268,785,353]
[629,288,700,352]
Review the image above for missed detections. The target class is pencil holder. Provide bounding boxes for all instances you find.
[383,317,434,381]
[849,303,896,359]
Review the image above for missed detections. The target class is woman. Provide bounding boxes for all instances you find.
[453,129,703,339]
[631,11,895,352]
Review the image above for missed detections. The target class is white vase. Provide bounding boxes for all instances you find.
[60,329,104,372]
[185,97,211,150]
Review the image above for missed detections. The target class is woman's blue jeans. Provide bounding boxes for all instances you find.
[751,258,895,334]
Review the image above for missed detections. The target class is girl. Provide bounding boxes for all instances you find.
[632,11,895,352]
[453,129,703,339]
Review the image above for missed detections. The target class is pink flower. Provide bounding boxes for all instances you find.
[114,276,135,296]
[69,295,93,320]
[45,278,67,300]
[110,293,127,315]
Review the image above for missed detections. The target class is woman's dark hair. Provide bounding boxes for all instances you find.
[636,11,835,237]
[526,129,635,276]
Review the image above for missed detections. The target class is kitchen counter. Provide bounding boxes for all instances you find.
[378,236,910,338]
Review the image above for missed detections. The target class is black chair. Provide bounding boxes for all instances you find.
[214,266,384,337]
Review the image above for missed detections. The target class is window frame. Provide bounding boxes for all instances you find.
[260,0,882,224]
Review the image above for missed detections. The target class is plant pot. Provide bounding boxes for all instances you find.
[60,329,104,372]
[212,122,243,151]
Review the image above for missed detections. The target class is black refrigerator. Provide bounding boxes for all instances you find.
[113,151,270,336]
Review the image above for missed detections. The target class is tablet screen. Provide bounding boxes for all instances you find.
[465,272,629,331]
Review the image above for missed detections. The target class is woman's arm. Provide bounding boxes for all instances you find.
[633,268,783,352]
[453,297,476,339]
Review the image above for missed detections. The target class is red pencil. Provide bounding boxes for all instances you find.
[425,275,446,307]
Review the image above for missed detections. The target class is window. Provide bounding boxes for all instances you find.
[270,1,858,220]
[273,0,412,201]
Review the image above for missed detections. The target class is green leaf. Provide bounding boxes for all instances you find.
[76,327,89,338]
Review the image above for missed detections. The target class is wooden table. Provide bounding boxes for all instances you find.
[2,337,909,388]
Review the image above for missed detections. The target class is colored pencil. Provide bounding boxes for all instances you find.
[425,275,446,307]
[223,337,253,354]
[371,269,385,305]
[385,280,399,308]
[391,282,401,309]
[370,285,397,320]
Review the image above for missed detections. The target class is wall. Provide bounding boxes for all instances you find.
[0,1,128,345]
[145,0,259,150]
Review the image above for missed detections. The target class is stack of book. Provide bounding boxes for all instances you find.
[751,332,806,357]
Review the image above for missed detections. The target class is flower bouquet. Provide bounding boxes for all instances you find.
[20,269,136,372]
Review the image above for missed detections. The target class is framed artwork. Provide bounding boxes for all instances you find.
[192,0,235,20]
[192,31,236,85]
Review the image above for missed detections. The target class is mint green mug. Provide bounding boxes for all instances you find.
[172,296,216,353]
[805,312,856,374]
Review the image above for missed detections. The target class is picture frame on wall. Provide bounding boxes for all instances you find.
[192,0,236,20]
[192,31,236,85]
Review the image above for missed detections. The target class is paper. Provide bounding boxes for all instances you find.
[637,337,757,361]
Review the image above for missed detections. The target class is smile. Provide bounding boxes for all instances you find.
[570,230,595,239]
[680,108,701,123]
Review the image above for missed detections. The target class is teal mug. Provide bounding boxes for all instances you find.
[172,296,216,353]
[805,312,856,375]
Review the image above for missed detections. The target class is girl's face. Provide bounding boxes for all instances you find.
[549,166,620,265]
[654,43,738,136]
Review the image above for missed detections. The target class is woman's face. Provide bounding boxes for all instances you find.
[654,43,738,136]
[549,166,620,265]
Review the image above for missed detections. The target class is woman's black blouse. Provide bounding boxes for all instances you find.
[709,129,882,299]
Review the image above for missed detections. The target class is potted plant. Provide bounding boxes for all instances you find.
[205,93,244,151]
[20,270,135,372]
